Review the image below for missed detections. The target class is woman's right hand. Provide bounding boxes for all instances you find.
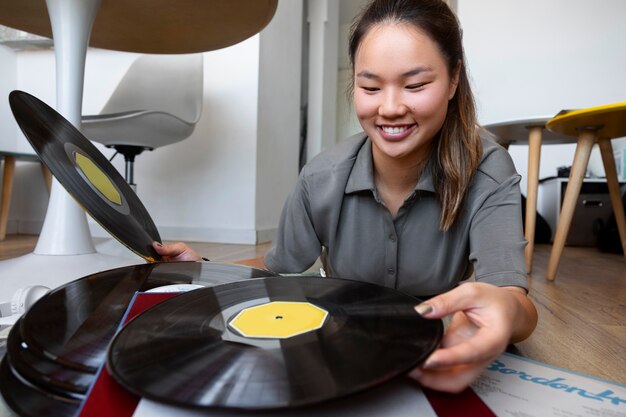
[152,242,203,262]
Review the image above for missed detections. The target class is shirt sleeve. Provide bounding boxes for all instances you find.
[263,172,323,273]
[469,174,529,291]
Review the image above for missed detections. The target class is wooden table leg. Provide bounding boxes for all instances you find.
[1,155,17,240]
[40,163,52,192]
[547,130,596,280]
[598,138,626,260]
[525,126,543,273]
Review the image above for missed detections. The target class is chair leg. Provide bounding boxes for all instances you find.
[1,156,17,240]
[524,126,543,273]
[598,138,626,260]
[546,131,595,280]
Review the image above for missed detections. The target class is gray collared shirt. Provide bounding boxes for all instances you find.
[264,132,527,297]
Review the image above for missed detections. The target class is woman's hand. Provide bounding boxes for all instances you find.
[152,242,203,262]
[409,282,537,393]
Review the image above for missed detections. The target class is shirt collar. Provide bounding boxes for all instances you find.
[345,139,375,193]
[345,137,436,194]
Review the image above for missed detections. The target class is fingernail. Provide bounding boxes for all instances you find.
[154,242,163,247]
[407,368,422,379]
[423,358,438,369]
[414,303,433,316]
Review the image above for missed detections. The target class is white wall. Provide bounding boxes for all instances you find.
[256,0,304,243]
[0,46,17,151]
[0,0,304,244]
[457,0,626,191]
[306,0,340,161]
[336,19,363,143]
[126,40,261,243]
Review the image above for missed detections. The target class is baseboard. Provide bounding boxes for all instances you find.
[255,227,277,244]
[89,222,277,245]
[2,220,18,235]
[4,220,276,245]
[14,219,43,236]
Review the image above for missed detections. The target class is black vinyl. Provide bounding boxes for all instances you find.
[20,262,277,372]
[108,276,443,411]
[9,90,161,261]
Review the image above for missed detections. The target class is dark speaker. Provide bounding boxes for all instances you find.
[559,180,625,246]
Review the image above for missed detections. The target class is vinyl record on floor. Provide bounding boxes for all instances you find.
[107,276,443,410]
[20,261,277,373]
[8,89,160,261]
[7,319,93,396]
[0,357,80,417]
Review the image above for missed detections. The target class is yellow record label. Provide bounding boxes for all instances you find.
[74,152,122,205]
[229,301,328,339]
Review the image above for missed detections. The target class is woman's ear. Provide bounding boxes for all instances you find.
[448,60,462,100]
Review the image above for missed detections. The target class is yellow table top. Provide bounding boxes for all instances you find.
[546,102,626,138]
[0,0,277,54]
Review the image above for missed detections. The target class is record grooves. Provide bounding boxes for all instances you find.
[6,321,92,396]
[0,357,80,417]
[0,262,277,416]
[19,262,277,372]
[107,276,443,411]
[9,90,162,261]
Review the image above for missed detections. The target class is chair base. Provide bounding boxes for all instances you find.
[108,144,152,187]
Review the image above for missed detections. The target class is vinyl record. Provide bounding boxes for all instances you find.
[9,90,160,261]
[0,357,80,417]
[20,262,277,373]
[107,276,443,410]
[6,319,93,396]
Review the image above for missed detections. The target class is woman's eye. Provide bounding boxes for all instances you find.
[406,83,426,90]
[360,86,379,92]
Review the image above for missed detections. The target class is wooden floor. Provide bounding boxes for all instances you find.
[1,235,624,385]
[0,235,272,265]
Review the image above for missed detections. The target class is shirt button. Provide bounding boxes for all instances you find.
[387,267,395,275]
[389,234,396,242]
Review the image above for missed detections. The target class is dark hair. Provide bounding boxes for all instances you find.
[349,0,482,231]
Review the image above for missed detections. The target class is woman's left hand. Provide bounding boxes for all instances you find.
[408,282,537,393]
[152,241,203,262]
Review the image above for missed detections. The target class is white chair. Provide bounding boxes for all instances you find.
[81,54,203,187]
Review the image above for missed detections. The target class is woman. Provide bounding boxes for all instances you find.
[155,0,537,393]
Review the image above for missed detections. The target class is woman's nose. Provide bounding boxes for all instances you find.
[378,90,407,118]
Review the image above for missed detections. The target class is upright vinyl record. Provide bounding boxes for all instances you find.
[20,262,277,373]
[0,357,80,417]
[107,276,443,410]
[9,90,160,261]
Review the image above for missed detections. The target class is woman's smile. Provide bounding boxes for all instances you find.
[377,124,417,140]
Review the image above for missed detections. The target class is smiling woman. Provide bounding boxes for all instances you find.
[157,0,538,395]
[352,23,461,216]
[348,0,481,229]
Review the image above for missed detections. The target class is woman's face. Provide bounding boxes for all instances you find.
[353,23,459,163]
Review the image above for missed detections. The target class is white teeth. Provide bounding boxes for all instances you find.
[382,126,407,134]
